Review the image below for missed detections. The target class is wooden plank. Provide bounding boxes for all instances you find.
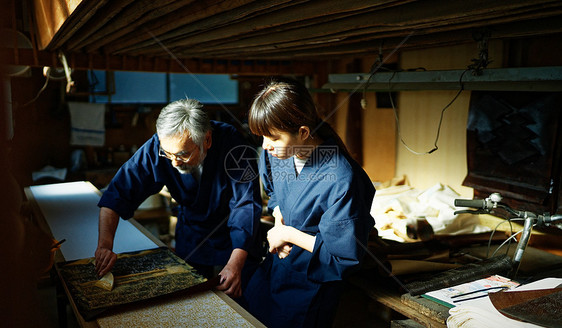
[241,15,562,60]
[349,273,447,328]
[99,0,267,54]
[118,0,399,56]
[166,2,562,58]
[391,319,426,328]
[31,0,562,61]
[36,0,111,50]
[125,0,562,57]
[0,48,316,74]
[33,0,84,49]
[120,0,408,55]
[66,0,188,51]
[401,293,449,325]
[60,0,143,51]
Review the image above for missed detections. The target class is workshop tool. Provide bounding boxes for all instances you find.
[58,247,210,320]
[489,287,562,328]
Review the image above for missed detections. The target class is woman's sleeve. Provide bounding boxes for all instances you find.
[306,179,375,282]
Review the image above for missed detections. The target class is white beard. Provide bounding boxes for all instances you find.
[174,149,206,175]
[174,164,196,174]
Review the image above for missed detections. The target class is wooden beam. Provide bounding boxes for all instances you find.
[0,48,316,74]
[95,0,274,54]
[115,0,402,56]
[66,0,190,51]
[324,66,562,92]
[35,0,112,50]
[117,0,408,55]
[168,16,562,60]
[115,0,562,58]
[33,0,83,49]
[160,1,562,58]
[59,0,141,50]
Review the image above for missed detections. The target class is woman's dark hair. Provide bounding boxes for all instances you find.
[248,78,348,153]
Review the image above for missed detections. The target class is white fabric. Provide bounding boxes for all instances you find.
[69,102,105,146]
[371,183,490,242]
[293,155,307,174]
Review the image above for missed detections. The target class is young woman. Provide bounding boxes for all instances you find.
[243,79,376,327]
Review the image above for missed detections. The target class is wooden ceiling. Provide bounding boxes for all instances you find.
[4,0,562,73]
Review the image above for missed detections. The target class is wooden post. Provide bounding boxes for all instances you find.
[345,59,363,166]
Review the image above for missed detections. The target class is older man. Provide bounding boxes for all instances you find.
[95,99,262,297]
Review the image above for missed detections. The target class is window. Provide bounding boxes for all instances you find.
[169,74,238,104]
[88,71,238,105]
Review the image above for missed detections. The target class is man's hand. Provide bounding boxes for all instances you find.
[95,207,120,277]
[216,248,247,298]
[95,246,117,277]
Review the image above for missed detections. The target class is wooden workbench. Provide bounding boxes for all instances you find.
[348,243,562,327]
[25,181,264,328]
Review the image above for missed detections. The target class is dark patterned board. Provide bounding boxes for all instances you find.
[58,247,208,320]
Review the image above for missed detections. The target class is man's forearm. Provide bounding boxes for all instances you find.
[227,248,248,270]
[98,207,120,250]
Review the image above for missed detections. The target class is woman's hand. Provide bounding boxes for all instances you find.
[272,244,293,259]
[272,206,284,226]
[267,224,291,252]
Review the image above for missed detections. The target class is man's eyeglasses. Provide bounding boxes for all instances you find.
[158,147,196,163]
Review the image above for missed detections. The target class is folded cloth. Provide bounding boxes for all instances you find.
[69,102,105,146]
[371,182,490,242]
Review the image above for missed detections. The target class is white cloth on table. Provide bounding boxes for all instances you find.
[371,183,490,242]
[446,277,562,328]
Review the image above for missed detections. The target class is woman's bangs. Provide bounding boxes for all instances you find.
[248,103,274,137]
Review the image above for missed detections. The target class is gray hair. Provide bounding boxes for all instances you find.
[156,99,211,147]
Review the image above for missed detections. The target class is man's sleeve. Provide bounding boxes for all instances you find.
[225,142,263,253]
[259,150,277,212]
[98,148,163,220]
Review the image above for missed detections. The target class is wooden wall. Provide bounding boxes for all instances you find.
[332,41,505,197]
[395,42,504,197]
[332,56,398,184]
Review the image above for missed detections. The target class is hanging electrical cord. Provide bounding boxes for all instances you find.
[361,34,414,109]
[20,68,51,108]
[361,42,386,109]
[389,68,469,155]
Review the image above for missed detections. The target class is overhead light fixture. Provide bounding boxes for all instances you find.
[322,66,562,92]
[0,28,32,77]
